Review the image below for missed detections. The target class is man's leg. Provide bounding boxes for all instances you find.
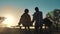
[35,25,39,34]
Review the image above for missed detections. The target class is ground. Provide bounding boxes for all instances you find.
[0,27,60,34]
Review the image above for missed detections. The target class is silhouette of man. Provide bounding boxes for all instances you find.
[44,18,52,28]
[44,17,52,34]
[32,7,43,34]
[18,9,32,29]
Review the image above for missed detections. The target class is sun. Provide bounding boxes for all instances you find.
[3,15,14,27]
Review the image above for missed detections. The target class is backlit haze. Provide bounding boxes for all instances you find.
[0,6,23,27]
[0,0,60,27]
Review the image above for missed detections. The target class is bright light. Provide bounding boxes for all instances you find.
[3,15,14,27]
[42,26,45,29]
[42,24,45,29]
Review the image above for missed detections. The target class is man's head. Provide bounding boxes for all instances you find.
[24,9,29,13]
[35,7,39,12]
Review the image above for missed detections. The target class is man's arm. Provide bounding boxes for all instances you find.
[18,15,23,26]
[31,15,35,23]
[18,18,21,26]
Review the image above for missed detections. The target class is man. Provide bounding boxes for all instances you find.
[44,16,52,34]
[32,7,43,34]
[18,9,32,29]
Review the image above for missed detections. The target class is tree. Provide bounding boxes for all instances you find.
[0,17,5,23]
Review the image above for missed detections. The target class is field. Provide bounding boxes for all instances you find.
[0,27,60,34]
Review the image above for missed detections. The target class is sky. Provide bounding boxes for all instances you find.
[0,0,60,27]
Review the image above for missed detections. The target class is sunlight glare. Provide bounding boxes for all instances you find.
[3,15,14,27]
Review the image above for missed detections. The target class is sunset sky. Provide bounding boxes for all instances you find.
[0,0,60,27]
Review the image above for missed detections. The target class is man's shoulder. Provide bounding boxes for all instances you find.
[39,11,42,13]
[33,11,42,15]
[21,13,25,17]
[33,12,36,15]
